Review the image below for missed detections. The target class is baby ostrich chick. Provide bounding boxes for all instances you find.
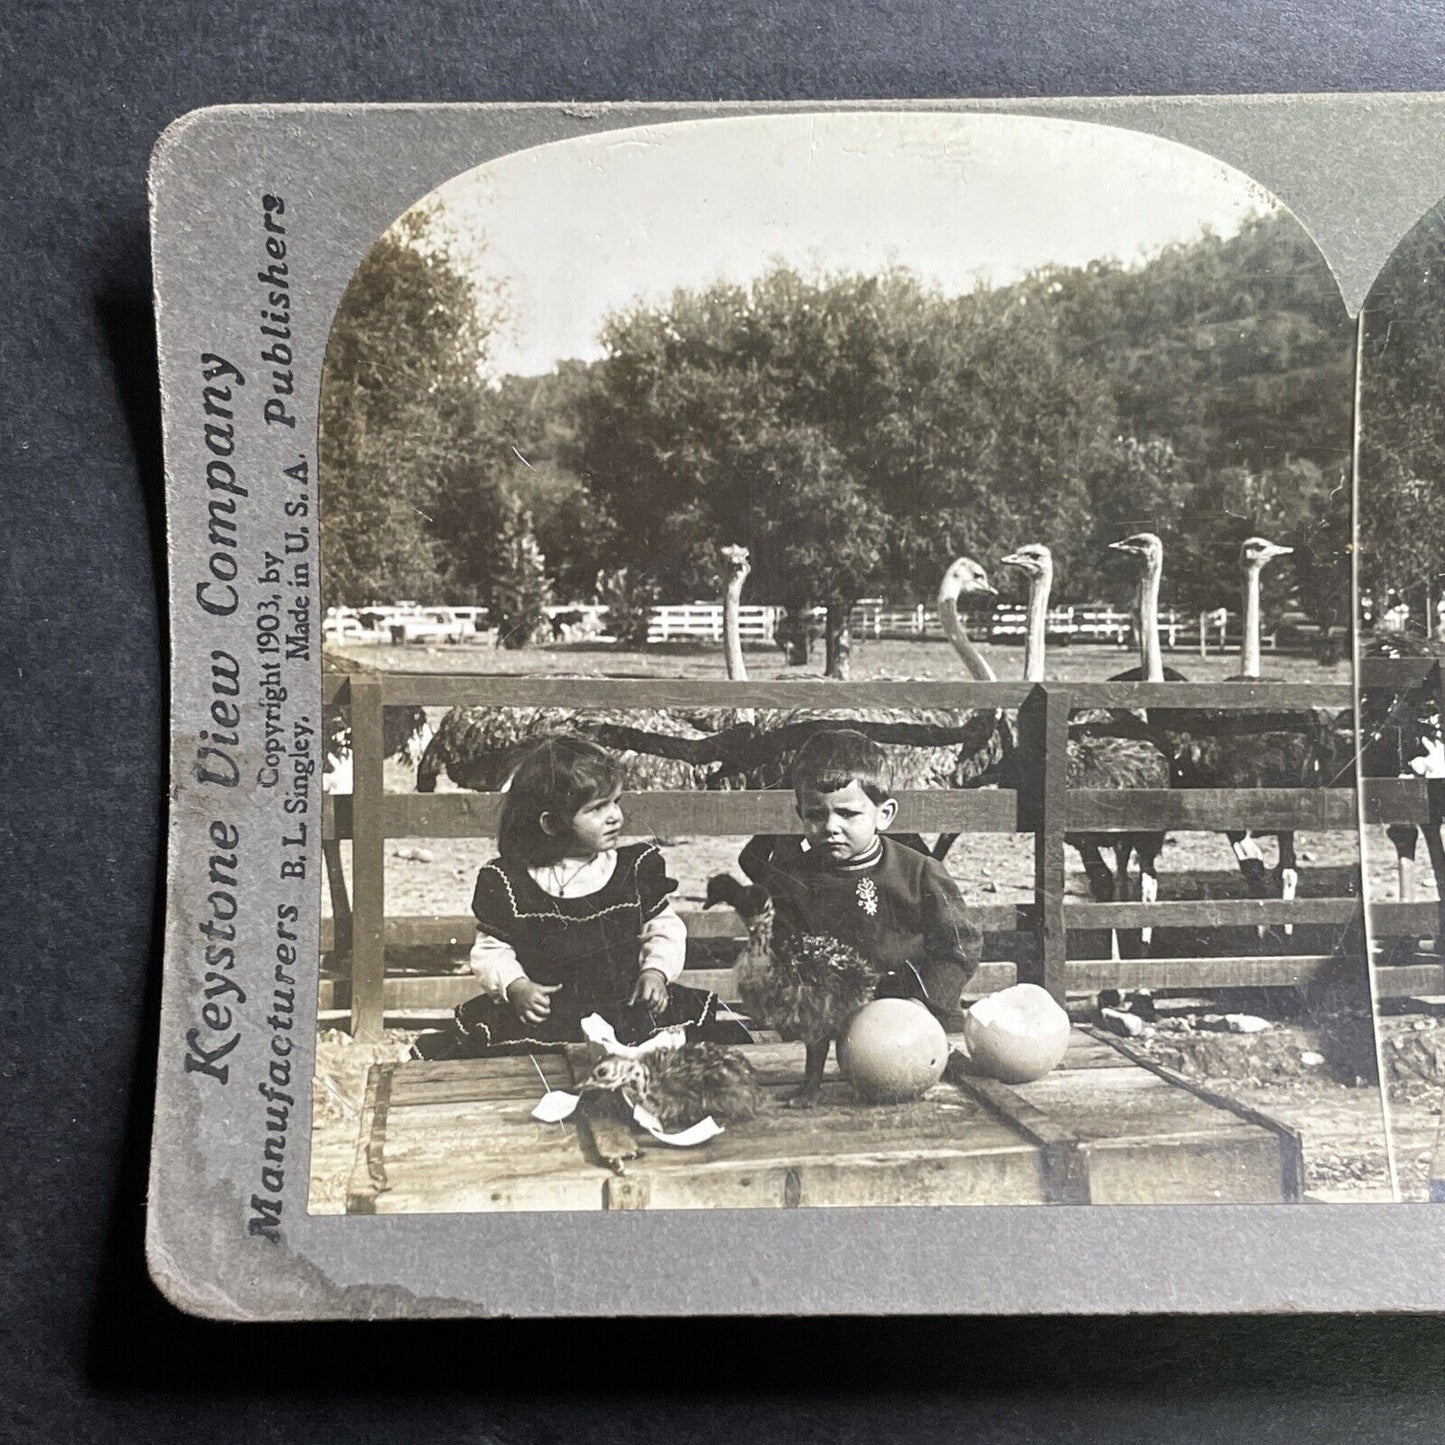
[704,873,774,960]
[579,1044,764,1132]
[737,932,880,1108]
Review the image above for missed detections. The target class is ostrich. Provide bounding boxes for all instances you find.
[1000,542,1170,957]
[321,704,433,794]
[410,546,761,797]
[701,549,1011,939]
[1361,630,1445,949]
[716,548,1012,845]
[1107,532,1352,919]
[1227,536,1301,927]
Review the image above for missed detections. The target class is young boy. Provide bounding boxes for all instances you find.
[739,728,982,1057]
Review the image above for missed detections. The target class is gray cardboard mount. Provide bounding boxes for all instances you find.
[149,97,1445,1320]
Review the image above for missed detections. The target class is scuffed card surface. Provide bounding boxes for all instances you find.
[150,98,1445,1320]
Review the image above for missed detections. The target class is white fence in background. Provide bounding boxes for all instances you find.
[325,599,1228,651]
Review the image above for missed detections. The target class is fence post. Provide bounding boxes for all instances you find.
[1019,682,1069,1003]
[349,675,386,1040]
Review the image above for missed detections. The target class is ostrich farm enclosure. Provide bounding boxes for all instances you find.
[312,637,1442,1209]
[324,635,1365,917]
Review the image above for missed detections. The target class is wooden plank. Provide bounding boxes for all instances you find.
[349,676,386,1041]
[1367,900,1443,934]
[1064,956,1341,991]
[1372,964,1445,998]
[1069,788,1357,832]
[366,673,1350,712]
[626,1147,1048,1209]
[1362,779,1434,826]
[1359,656,1441,690]
[611,1074,1048,1209]
[330,789,1023,840]
[380,675,1035,709]
[1082,1132,1291,1205]
[1085,1026,1304,1201]
[345,1063,392,1214]
[316,901,1031,953]
[1068,898,1359,929]
[358,1093,606,1213]
[1061,681,1351,710]
[945,1056,1090,1204]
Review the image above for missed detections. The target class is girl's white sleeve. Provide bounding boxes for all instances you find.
[638,901,687,982]
[469,930,527,1000]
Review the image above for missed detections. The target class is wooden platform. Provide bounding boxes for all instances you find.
[346,1028,1303,1213]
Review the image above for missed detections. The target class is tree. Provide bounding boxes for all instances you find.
[319,208,502,607]
[579,266,1111,673]
[1360,211,1445,619]
[489,493,554,649]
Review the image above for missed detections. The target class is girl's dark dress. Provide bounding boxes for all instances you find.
[414,843,736,1059]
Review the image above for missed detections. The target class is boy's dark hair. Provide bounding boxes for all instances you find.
[789,728,895,805]
[498,734,624,866]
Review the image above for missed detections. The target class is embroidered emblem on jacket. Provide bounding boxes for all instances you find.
[856,878,879,915]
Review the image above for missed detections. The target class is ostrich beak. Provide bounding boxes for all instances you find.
[1000,552,1028,569]
[1268,543,1294,558]
[1107,539,1135,553]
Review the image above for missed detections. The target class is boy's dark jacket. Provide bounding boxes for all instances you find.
[739,833,982,1016]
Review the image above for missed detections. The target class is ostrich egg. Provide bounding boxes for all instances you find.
[837,999,949,1103]
[962,984,1071,1084]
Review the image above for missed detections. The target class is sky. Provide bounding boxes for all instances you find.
[407,111,1280,379]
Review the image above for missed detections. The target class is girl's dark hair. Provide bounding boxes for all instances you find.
[497,734,624,866]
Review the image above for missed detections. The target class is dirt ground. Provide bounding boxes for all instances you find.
[309,635,1440,1213]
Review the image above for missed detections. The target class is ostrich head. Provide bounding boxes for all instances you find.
[1000,542,1054,582]
[581,1055,652,1107]
[1108,532,1165,579]
[718,544,751,584]
[1239,535,1293,571]
[938,556,997,603]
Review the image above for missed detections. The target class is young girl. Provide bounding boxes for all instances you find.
[413,735,737,1060]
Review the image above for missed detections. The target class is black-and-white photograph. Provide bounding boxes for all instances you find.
[312,112,1386,1214]
[1356,199,1445,1201]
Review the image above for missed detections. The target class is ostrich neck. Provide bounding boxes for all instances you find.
[1241,565,1262,679]
[722,573,749,682]
[939,588,998,682]
[1138,563,1164,683]
[1022,571,1050,683]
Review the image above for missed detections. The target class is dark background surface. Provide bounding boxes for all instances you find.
[7,3,1445,1440]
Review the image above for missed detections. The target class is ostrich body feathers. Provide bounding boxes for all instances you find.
[580,1044,763,1133]
[737,932,880,1045]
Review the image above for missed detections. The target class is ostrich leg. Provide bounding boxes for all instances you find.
[1112,843,1135,959]
[1422,823,1445,956]
[1137,841,1161,950]
[784,1038,831,1109]
[1075,839,1121,960]
[1386,823,1424,962]
[1277,831,1299,937]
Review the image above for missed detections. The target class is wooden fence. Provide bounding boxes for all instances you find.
[315,670,1445,1039]
[1358,656,1445,975]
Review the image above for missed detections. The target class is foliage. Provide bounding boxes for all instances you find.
[321,203,1354,636]
[488,494,554,649]
[596,566,659,648]
[1360,210,1445,614]
[319,208,502,606]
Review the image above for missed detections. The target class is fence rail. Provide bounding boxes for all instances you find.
[319,671,1413,1039]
